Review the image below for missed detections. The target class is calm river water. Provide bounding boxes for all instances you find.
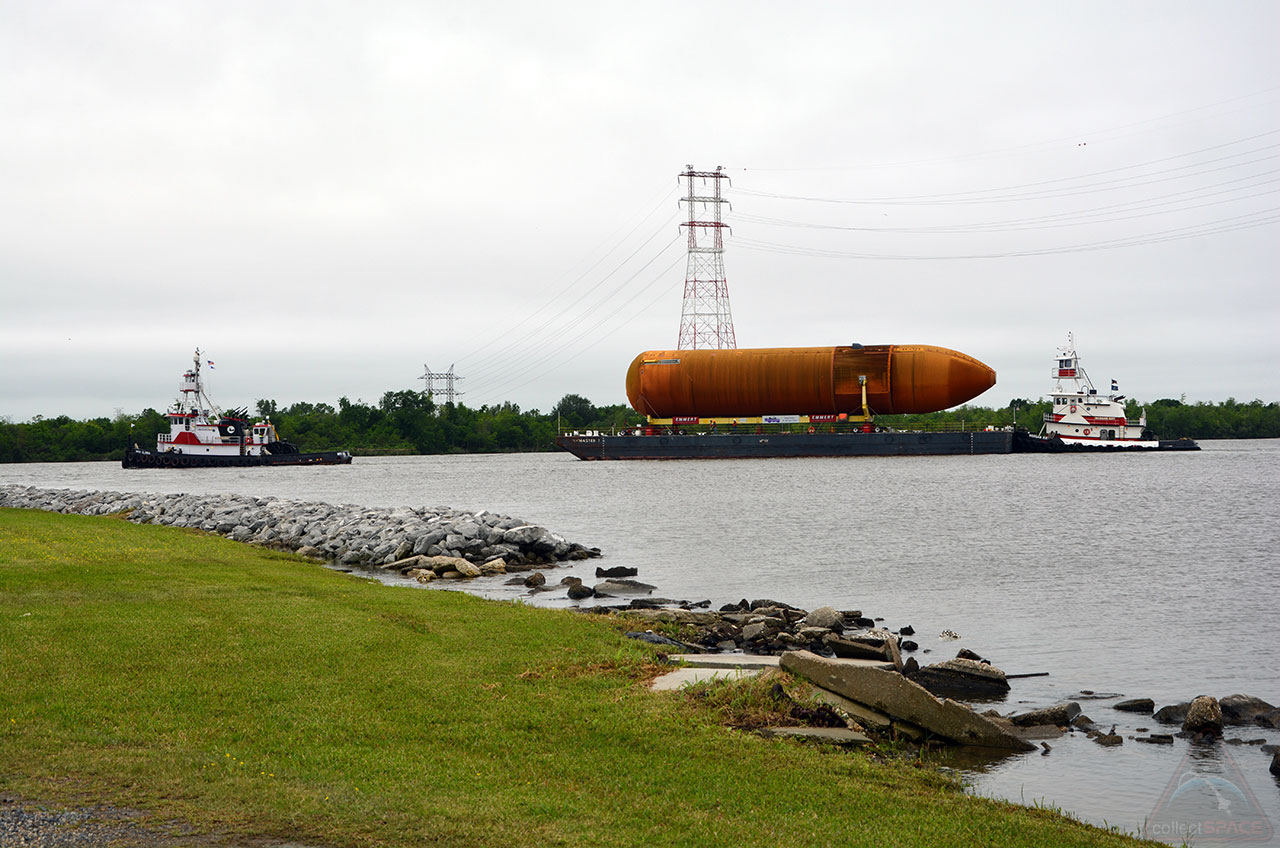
[4,439,1278,844]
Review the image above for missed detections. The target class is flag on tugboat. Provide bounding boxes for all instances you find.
[207,360,216,369]
[1111,379,1118,392]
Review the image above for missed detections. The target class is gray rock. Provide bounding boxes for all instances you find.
[824,633,891,662]
[1183,695,1223,737]
[592,578,656,597]
[503,525,548,546]
[1009,702,1082,728]
[595,566,638,578]
[478,558,506,576]
[1219,694,1276,725]
[566,582,594,601]
[1114,698,1154,713]
[523,571,546,588]
[911,658,1009,699]
[804,606,845,633]
[1257,709,1280,729]
[1154,702,1191,724]
[1272,749,1280,777]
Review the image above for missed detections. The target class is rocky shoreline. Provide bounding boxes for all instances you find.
[4,484,1278,773]
[0,484,601,571]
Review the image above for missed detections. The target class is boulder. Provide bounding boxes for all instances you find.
[593,578,656,597]
[1183,695,1223,737]
[742,622,777,642]
[911,658,1010,700]
[1257,709,1280,729]
[1153,702,1191,724]
[780,651,1033,750]
[406,568,436,583]
[566,582,594,600]
[478,558,507,576]
[1219,694,1276,725]
[295,545,325,560]
[804,606,845,633]
[523,571,546,588]
[502,525,548,546]
[1114,698,1154,713]
[381,554,431,572]
[1272,750,1280,777]
[421,555,475,575]
[1009,702,1082,728]
[595,566,638,578]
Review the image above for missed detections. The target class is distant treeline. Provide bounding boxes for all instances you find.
[0,392,641,463]
[1,394,1277,463]
[881,397,1280,440]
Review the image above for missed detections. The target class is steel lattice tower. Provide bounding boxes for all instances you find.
[420,364,464,406]
[676,165,737,349]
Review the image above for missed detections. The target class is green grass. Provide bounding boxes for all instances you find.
[0,507,1158,847]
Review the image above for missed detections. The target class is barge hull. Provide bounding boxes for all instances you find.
[556,431,1014,460]
[122,448,353,469]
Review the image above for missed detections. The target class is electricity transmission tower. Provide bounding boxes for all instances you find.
[676,165,737,350]
[420,364,464,406]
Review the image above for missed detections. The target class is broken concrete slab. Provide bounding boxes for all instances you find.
[649,666,761,691]
[756,726,871,746]
[823,633,890,662]
[811,687,926,741]
[780,650,1034,751]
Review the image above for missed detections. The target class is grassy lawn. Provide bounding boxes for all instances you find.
[0,507,1157,847]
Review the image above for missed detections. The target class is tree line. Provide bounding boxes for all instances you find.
[880,397,1280,440]
[1,393,1276,463]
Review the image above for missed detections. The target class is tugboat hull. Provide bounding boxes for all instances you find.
[1011,432,1199,453]
[123,447,352,468]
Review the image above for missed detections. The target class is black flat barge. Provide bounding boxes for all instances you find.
[555,428,1202,459]
[556,429,1015,460]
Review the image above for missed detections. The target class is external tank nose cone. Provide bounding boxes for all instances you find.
[888,346,997,413]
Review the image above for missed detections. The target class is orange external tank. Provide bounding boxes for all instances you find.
[625,345,996,418]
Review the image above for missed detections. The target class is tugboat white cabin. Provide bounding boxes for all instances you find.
[1041,333,1155,447]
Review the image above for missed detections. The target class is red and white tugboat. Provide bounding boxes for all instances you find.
[1014,334,1198,452]
[122,350,353,468]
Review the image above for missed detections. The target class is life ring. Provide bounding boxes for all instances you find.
[1084,428,1091,435]
[1070,404,1077,413]
[807,426,816,434]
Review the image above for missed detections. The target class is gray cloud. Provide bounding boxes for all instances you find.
[2,0,1277,421]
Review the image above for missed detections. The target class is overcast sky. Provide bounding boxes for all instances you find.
[2,0,1278,422]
